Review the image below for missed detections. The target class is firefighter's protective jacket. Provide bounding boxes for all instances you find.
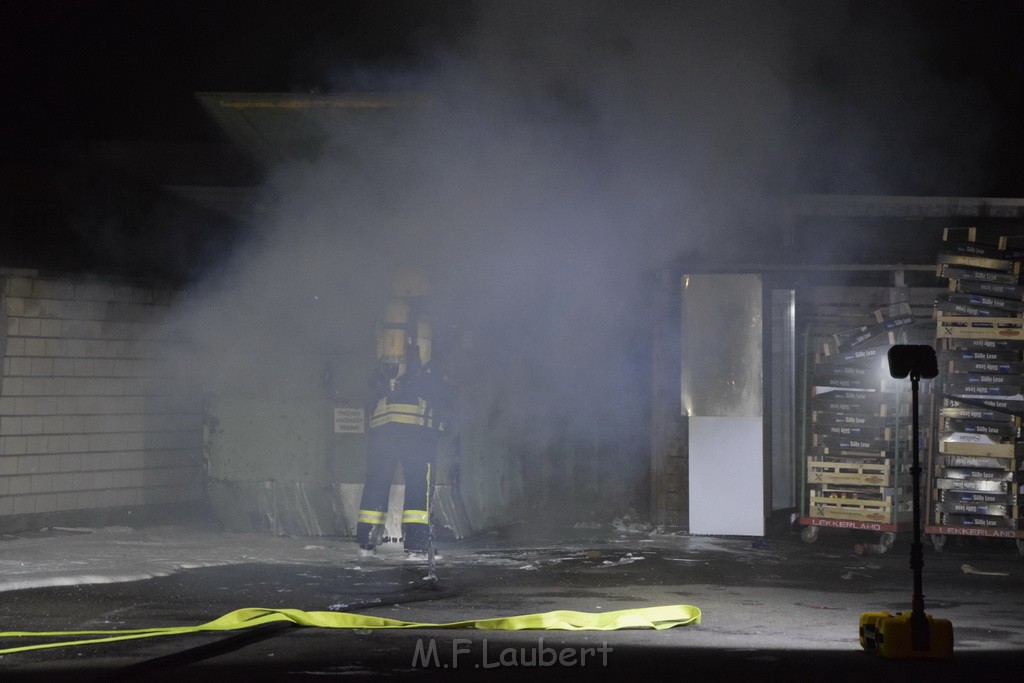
[368,360,450,432]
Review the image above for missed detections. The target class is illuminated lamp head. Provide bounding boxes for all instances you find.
[887,345,938,380]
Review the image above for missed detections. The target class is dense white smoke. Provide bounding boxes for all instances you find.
[164,1,999,519]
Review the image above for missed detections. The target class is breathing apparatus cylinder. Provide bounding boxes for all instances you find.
[415,319,432,366]
[379,299,410,380]
[378,268,433,379]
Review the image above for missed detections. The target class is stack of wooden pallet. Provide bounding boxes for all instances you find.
[931,228,1024,545]
[806,305,916,526]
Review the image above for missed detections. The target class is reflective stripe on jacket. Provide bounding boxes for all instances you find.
[370,397,444,430]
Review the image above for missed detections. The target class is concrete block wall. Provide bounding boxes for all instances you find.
[0,271,203,529]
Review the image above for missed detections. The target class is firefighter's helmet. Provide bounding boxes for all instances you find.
[391,267,430,299]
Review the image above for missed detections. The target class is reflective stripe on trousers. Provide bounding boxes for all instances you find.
[358,509,386,525]
[402,509,429,524]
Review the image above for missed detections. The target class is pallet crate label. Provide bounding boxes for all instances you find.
[936,299,1005,318]
[962,373,1018,385]
[944,395,1024,417]
[814,412,896,428]
[809,447,891,459]
[947,360,1024,375]
[935,502,1010,516]
[880,315,914,331]
[956,279,1024,301]
[940,405,1017,423]
[939,489,1015,505]
[945,382,1023,396]
[940,513,1020,529]
[811,376,871,389]
[938,468,1015,482]
[816,435,902,452]
[938,440,1018,458]
[821,345,887,364]
[940,241,1008,260]
[941,348,1022,362]
[830,327,897,355]
[940,265,1019,284]
[935,478,1010,493]
[942,418,1016,437]
[822,425,892,440]
[947,292,1024,312]
[812,399,895,415]
[938,455,1014,470]
[955,338,1024,350]
[941,431,1005,444]
[937,253,1017,273]
[925,525,1021,538]
[937,316,1024,340]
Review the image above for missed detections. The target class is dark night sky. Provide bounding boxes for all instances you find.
[2,1,1024,277]
[2,1,1023,186]
[0,1,474,275]
[0,1,471,156]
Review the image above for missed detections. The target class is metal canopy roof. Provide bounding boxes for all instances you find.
[785,194,1024,220]
[191,92,1024,259]
[194,92,426,167]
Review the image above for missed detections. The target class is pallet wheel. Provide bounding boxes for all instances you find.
[930,534,946,553]
[801,525,819,544]
[880,532,896,549]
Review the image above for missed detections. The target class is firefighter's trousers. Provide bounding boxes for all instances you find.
[356,422,437,551]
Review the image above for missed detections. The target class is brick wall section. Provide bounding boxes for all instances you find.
[0,271,203,523]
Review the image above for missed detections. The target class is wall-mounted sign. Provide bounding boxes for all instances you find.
[334,407,365,434]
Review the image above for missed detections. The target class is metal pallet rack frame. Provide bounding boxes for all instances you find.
[798,293,934,547]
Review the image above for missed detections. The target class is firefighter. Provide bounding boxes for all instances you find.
[356,269,449,556]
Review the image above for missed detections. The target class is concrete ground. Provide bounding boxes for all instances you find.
[0,521,1022,681]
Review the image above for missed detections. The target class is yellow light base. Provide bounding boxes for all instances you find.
[859,611,954,659]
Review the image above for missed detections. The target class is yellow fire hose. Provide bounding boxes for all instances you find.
[0,604,701,655]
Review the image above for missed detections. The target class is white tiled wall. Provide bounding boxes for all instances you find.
[0,273,202,519]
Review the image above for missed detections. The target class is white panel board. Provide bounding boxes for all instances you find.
[689,416,764,536]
